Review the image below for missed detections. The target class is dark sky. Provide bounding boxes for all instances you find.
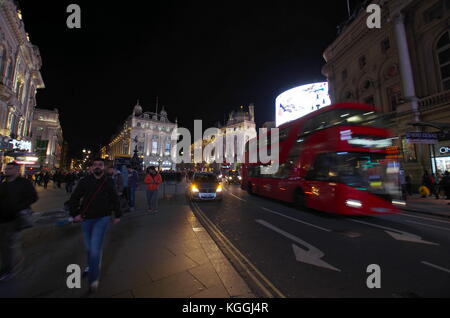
[18,0,366,158]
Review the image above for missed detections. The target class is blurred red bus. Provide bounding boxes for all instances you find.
[241,102,404,216]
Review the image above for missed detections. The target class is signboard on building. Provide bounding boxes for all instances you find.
[406,132,438,144]
[9,139,32,151]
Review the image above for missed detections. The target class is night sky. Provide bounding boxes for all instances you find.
[18,0,366,158]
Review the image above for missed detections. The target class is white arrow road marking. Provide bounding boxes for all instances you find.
[256,219,341,272]
[351,219,439,246]
[261,207,332,232]
[421,261,450,274]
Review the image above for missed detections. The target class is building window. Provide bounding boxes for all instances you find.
[381,38,390,53]
[387,84,402,111]
[152,140,158,154]
[165,143,171,156]
[424,1,444,23]
[364,96,375,106]
[359,56,367,69]
[437,31,450,90]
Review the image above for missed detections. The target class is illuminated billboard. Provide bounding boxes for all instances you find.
[276,82,331,127]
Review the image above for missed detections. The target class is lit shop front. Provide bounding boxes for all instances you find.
[432,143,450,174]
[0,138,38,174]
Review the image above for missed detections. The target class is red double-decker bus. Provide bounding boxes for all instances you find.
[241,102,404,216]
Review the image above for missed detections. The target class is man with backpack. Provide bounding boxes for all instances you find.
[68,158,122,293]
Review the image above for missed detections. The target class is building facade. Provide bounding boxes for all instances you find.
[30,108,64,170]
[108,101,178,171]
[0,0,45,170]
[322,0,450,186]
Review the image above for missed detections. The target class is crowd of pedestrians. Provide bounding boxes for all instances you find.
[0,158,168,293]
[420,170,450,202]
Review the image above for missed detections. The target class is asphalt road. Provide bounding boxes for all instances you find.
[191,184,450,298]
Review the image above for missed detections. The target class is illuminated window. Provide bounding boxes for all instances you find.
[152,140,158,154]
[165,143,171,156]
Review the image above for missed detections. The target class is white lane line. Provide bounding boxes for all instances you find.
[350,219,439,246]
[256,219,341,272]
[400,213,450,225]
[261,207,332,233]
[406,220,450,232]
[226,190,331,233]
[229,193,247,202]
[421,261,450,274]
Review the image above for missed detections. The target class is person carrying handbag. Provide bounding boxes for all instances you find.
[68,158,122,293]
[0,162,38,282]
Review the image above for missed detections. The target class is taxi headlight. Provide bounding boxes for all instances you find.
[191,185,199,193]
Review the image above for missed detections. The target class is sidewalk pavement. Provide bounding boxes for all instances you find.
[0,182,255,298]
[403,194,450,218]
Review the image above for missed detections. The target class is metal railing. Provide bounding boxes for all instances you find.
[419,90,450,111]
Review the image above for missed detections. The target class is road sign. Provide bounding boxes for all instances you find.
[406,132,438,144]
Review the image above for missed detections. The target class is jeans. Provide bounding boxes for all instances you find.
[146,189,159,210]
[0,221,20,273]
[128,187,136,208]
[81,216,110,284]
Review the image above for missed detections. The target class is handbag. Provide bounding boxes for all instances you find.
[16,208,34,231]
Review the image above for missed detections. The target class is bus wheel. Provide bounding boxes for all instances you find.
[294,189,305,209]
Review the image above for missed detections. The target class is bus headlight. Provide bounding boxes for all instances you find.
[191,185,199,193]
[346,199,362,208]
[216,185,223,193]
[392,200,406,206]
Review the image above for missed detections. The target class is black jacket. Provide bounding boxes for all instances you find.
[0,177,38,223]
[68,174,122,219]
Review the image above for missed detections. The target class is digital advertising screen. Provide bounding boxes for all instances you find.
[276,82,331,127]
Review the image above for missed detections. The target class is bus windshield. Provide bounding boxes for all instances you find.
[308,152,402,201]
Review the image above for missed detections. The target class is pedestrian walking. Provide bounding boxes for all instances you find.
[127,166,138,211]
[0,162,38,282]
[43,173,50,189]
[440,171,450,201]
[107,166,129,213]
[68,158,121,293]
[144,166,162,214]
[65,172,75,194]
[421,170,432,198]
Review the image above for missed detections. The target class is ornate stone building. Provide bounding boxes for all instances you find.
[322,0,450,185]
[31,108,64,170]
[107,101,178,171]
[0,0,45,168]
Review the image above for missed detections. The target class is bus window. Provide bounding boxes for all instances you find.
[306,153,336,182]
[299,108,381,137]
